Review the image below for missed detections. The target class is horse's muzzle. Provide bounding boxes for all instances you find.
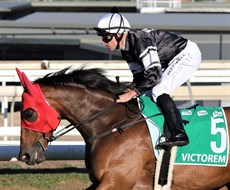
[20,153,30,162]
[19,150,46,165]
[19,152,34,165]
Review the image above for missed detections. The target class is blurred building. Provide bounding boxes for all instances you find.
[0,0,230,60]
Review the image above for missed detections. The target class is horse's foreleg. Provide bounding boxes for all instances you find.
[85,183,97,190]
[215,184,230,190]
[94,175,135,190]
[224,184,230,190]
[95,173,153,190]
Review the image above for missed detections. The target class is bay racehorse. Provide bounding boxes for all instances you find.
[16,67,230,190]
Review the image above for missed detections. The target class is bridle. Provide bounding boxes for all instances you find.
[39,98,160,150]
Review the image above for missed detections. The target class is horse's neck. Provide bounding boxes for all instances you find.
[46,86,122,140]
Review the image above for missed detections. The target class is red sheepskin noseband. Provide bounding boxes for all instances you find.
[16,68,60,133]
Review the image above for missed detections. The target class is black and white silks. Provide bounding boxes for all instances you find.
[121,28,188,95]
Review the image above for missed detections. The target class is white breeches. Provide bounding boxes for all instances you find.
[152,40,202,101]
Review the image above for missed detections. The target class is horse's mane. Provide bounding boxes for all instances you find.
[34,67,130,96]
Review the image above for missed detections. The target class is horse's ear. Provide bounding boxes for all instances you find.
[16,68,37,96]
[21,72,37,96]
[16,68,26,88]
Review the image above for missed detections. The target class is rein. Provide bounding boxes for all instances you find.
[87,111,160,143]
[44,98,160,146]
[49,102,119,142]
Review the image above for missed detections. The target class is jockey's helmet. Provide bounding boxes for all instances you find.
[94,7,130,37]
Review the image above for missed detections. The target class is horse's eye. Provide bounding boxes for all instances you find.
[22,108,38,122]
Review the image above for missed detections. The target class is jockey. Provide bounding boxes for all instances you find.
[94,7,202,149]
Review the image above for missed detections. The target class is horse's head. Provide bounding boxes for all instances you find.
[16,68,60,165]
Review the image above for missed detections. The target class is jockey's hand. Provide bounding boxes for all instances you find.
[116,90,137,103]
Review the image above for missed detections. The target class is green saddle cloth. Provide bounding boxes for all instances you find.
[138,96,229,167]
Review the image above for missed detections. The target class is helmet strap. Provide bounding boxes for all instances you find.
[115,33,124,49]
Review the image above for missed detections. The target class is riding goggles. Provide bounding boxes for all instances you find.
[102,34,114,43]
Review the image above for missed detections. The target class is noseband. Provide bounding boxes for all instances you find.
[39,134,52,151]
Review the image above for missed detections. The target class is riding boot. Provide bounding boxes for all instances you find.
[156,94,189,149]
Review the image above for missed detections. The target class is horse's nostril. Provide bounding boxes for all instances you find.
[21,154,30,163]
